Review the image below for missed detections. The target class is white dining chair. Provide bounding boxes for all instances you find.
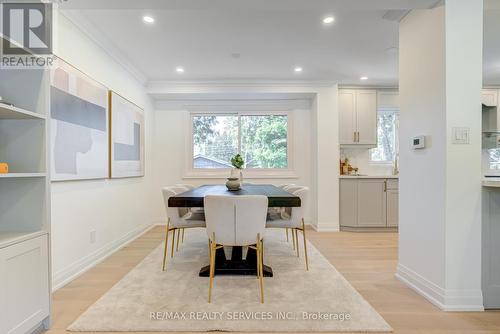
[175,183,195,190]
[204,195,268,303]
[162,186,206,271]
[266,186,310,270]
[273,184,298,243]
[176,184,204,216]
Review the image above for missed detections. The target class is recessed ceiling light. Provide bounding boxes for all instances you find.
[294,67,303,73]
[360,76,368,81]
[323,16,335,24]
[176,67,185,73]
[143,16,155,24]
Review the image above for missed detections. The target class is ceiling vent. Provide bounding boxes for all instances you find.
[382,10,410,22]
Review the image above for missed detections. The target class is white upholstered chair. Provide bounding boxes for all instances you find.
[175,184,195,190]
[176,184,204,215]
[162,186,206,271]
[204,195,268,303]
[273,184,299,243]
[266,186,310,270]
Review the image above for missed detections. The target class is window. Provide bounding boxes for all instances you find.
[191,113,289,169]
[370,109,399,163]
[488,148,500,170]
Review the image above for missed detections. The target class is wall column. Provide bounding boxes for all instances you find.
[397,0,483,311]
[312,85,339,231]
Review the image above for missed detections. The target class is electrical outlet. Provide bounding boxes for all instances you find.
[90,230,97,244]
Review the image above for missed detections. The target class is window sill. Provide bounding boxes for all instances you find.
[183,169,299,179]
[368,161,394,165]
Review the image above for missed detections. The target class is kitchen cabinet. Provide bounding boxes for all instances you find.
[482,186,500,308]
[339,179,357,227]
[482,89,498,107]
[340,178,399,230]
[357,179,387,227]
[339,89,377,146]
[0,234,50,334]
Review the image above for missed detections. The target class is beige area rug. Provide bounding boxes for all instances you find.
[68,229,392,332]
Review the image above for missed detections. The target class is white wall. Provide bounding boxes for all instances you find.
[50,14,156,290]
[397,1,483,311]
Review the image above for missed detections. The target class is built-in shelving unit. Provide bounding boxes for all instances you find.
[0,173,47,178]
[0,35,51,334]
[0,103,47,120]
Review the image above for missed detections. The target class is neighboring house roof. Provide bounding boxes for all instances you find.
[193,154,232,168]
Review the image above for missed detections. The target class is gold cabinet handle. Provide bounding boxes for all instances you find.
[384,180,387,192]
[353,132,356,142]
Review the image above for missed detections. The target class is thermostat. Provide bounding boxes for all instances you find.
[412,136,425,149]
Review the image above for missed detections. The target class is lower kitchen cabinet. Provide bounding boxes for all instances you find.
[0,234,50,334]
[340,178,399,230]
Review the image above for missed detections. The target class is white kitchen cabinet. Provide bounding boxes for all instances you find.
[339,90,357,144]
[357,179,387,227]
[0,235,50,334]
[482,89,498,107]
[339,179,357,227]
[339,89,377,146]
[386,189,399,227]
[340,178,399,230]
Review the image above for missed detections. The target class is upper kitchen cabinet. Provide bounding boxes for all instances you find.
[482,89,500,134]
[482,89,498,107]
[339,89,377,146]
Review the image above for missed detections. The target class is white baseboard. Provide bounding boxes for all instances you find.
[310,220,340,232]
[396,263,484,311]
[52,222,154,291]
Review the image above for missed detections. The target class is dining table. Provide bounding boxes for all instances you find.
[168,184,301,278]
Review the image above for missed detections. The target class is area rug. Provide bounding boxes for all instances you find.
[68,228,392,332]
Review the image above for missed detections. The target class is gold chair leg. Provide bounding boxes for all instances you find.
[176,228,181,251]
[208,233,216,303]
[257,234,264,303]
[292,228,296,250]
[170,228,176,258]
[162,220,170,271]
[295,228,300,257]
[302,219,309,271]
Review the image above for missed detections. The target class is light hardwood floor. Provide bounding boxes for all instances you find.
[46,226,500,334]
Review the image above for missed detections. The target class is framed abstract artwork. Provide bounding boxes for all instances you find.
[50,58,109,181]
[109,91,145,178]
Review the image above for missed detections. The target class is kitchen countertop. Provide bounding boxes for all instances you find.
[483,177,500,187]
[339,175,399,179]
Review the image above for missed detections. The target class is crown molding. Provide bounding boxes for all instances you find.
[59,10,148,86]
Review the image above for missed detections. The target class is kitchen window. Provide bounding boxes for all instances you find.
[488,149,500,170]
[370,109,399,163]
[191,113,289,170]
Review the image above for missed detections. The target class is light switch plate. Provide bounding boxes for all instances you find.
[452,127,470,144]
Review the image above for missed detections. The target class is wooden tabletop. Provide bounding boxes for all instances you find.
[168,184,301,207]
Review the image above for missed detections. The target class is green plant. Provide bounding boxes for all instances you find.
[231,154,245,169]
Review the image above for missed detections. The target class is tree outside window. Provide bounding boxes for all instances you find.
[370,110,399,163]
[192,114,288,169]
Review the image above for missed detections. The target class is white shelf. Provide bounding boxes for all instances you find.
[0,231,47,249]
[0,103,46,120]
[0,173,46,178]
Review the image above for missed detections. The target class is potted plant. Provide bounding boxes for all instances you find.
[230,154,245,186]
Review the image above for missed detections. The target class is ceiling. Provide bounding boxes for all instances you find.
[60,0,500,86]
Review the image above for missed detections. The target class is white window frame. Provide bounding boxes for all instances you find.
[369,108,400,165]
[184,111,297,179]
